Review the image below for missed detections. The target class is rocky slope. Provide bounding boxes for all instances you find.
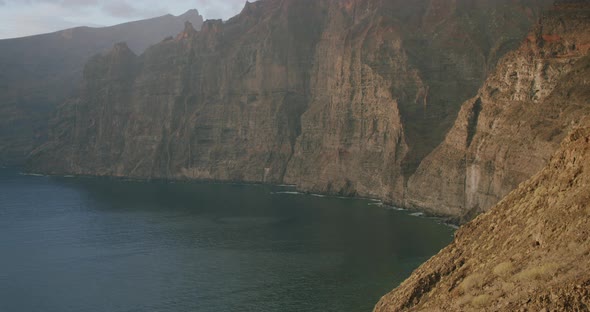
[0,10,203,165]
[374,124,590,311]
[405,1,590,219]
[28,0,549,207]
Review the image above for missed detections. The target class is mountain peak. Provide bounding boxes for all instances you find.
[180,8,201,17]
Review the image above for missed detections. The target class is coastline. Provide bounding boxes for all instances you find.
[13,165,461,228]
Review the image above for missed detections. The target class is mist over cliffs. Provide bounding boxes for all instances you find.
[0,9,204,165]
[29,0,561,221]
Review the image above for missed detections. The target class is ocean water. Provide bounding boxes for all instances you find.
[0,168,454,312]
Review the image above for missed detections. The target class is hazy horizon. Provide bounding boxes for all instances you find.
[0,0,251,39]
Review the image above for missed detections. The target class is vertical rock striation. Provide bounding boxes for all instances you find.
[285,0,552,202]
[28,0,558,218]
[31,1,329,182]
[405,1,590,219]
[0,10,204,165]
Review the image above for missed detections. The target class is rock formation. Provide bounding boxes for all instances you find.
[28,0,551,213]
[0,10,204,165]
[374,124,590,311]
[405,1,590,219]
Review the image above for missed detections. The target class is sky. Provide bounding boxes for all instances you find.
[0,0,250,39]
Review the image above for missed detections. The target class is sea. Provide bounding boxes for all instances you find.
[0,168,454,312]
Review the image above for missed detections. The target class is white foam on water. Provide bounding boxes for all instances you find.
[20,173,46,177]
[446,224,460,230]
[271,191,303,195]
[383,206,405,211]
[276,184,297,187]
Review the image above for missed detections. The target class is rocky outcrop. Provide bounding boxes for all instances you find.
[405,2,590,219]
[0,10,204,165]
[29,0,549,208]
[374,125,590,311]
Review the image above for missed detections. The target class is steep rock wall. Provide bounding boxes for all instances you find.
[0,11,204,165]
[405,2,590,219]
[30,1,328,182]
[285,0,552,203]
[28,0,551,215]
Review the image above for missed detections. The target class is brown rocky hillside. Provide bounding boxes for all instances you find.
[375,124,590,311]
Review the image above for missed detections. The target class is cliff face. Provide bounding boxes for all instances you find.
[31,1,327,181]
[0,10,204,165]
[405,2,590,218]
[29,0,549,206]
[374,125,590,311]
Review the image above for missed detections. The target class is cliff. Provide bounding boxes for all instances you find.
[374,125,590,311]
[28,0,550,208]
[405,1,590,219]
[0,10,204,165]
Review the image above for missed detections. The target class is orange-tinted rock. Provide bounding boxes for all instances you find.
[543,33,562,42]
[405,2,590,219]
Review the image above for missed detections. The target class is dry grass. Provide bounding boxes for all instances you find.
[568,241,589,256]
[493,261,515,279]
[501,282,516,293]
[514,263,559,281]
[471,294,492,308]
[460,273,485,292]
[455,294,473,307]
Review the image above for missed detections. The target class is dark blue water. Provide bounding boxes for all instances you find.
[0,168,454,312]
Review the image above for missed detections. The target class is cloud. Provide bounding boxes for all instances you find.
[101,1,135,18]
[1,0,253,18]
[0,0,253,39]
[193,0,248,19]
[61,0,99,7]
[4,0,96,4]
[0,13,82,38]
[101,1,167,19]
